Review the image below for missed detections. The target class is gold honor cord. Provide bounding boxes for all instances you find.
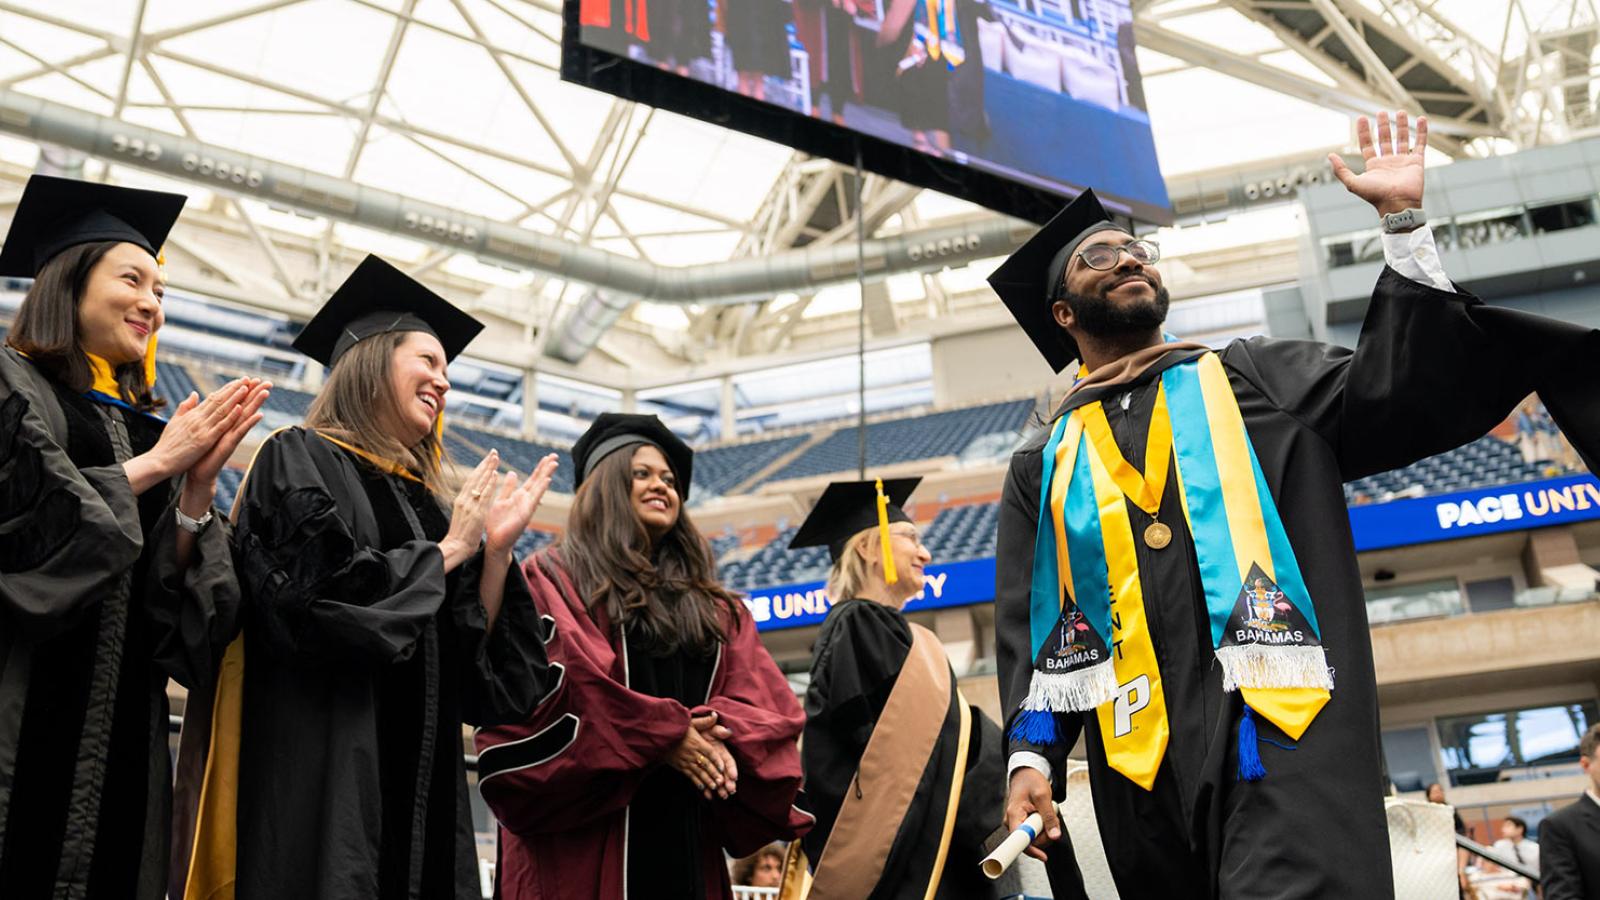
[875,478,898,585]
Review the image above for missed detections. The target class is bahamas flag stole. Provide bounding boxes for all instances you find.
[1012,352,1332,789]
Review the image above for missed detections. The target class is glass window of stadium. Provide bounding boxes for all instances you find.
[1436,700,1599,786]
[1364,578,1464,625]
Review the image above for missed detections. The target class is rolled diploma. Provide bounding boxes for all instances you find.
[980,802,1064,880]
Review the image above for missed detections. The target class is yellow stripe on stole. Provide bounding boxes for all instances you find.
[920,691,973,900]
[1085,442,1168,791]
[1193,354,1328,740]
[1049,414,1085,612]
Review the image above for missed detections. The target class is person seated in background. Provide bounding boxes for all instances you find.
[731,842,787,888]
[1493,816,1540,873]
[1477,815,1538,899]
[1540,724,1600,900]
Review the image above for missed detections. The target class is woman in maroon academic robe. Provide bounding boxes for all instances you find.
[476,413,812,900]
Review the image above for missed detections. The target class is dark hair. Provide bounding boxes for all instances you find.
[5,240,162,412]
[1582,723,1600,760]
[557,443,740,656]
[730,843,786,886]
[1503,815,1527,836]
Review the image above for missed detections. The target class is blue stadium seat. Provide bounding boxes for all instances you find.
[760,399,1036,484]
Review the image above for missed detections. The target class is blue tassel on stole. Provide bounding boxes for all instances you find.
[1237,705,1267,782]
[1010,708,1060,746]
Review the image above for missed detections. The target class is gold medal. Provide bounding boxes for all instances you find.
[1144,521,1172,550]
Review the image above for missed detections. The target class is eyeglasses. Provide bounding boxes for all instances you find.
[1076,239,1161,271]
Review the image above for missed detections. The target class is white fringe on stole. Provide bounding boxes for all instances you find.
[1021,661,1119,713]
[1215,644,1334,692]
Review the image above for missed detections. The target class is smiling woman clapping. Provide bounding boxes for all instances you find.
[0,175,267,899]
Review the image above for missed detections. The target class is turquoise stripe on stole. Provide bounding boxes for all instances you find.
[1028,416,1069,657]
[1247,447,1322,639]
[1160,362,1239,648]
[1061,429,1114,647]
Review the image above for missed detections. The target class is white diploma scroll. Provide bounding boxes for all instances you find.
[980,802,1065,880]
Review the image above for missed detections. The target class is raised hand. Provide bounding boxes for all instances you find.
[1328,110,1427,216]
[484,453,560,556]
[439,450,500,572]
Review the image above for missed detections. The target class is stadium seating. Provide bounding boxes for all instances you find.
[452,425,576,494]
[921,502,1001,564]
[759,399,1036,484]
[214,467,246,515]
[513,528,557,559]
[152,360,201,410]
[1343,436,1550,504]
[692,435,808,498]
[719,526,831,592]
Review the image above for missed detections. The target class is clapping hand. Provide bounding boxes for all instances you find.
[126,377,268,496]
[484,453,560,557]
[189,379,270,486]
[1328,110,1427,216]
[439,450,500,572]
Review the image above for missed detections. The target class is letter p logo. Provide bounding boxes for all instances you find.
[1113,675,1151,738]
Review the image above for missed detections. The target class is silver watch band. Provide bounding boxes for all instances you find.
[1381,207,1425,233]
[175,506,214,534]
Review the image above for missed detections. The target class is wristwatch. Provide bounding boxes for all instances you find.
[1380,208,1425,233]
[175,506,214,534]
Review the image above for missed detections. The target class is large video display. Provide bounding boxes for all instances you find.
[565,0,1170,224]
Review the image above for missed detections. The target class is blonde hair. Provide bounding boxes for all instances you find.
[825,526,879,602]
[304,330,450,495]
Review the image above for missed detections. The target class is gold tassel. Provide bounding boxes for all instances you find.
[875,478,898,585]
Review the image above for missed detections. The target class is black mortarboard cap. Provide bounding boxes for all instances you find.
[571,413,695,500]
[789,478,922,562]
[986,189,1130,373]
[0,174,186,277]
[292,255,484,367]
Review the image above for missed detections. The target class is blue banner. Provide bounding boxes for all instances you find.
[743,557,998,632]
[739,474,1600,630]
[1347,473,1600,551]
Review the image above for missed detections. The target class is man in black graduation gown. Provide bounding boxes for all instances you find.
[796,479,1004,900]
[989,111,1600,898]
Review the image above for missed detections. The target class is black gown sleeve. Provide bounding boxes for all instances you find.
[801,600,912,857]
[140,477,241,689]
[449,549,554,726]
[994,444,1083,772]
[233,428,449,663]
[0,365,144,642]
[1224,267,1600,480]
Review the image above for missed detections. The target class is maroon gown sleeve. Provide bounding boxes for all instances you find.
[697,604,815,858]
[474,553,692,835]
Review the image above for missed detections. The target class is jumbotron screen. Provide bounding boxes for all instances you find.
[562,0,1170,224]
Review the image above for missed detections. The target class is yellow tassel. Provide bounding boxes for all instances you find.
[875,478,898,585]
[143,332,158,393]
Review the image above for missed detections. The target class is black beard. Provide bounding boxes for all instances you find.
[1062,276,1170,338]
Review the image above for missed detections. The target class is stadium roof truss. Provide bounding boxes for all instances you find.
[0,0,1596,370]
